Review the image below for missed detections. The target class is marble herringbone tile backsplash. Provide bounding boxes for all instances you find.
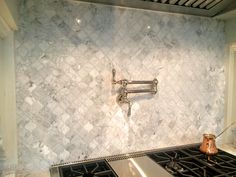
[16,0,225,170]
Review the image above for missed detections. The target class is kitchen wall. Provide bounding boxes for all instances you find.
[0,31,17,168]
[0,0,18,171]
[0,39,3,139]
[234,52,236,127]
[220,16,236,144]
[5,0,18,24]
[16,0,226,170]
[225,18,236,44]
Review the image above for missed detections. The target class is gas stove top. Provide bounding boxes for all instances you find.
[50,144,236,177]
[58,160,118,177]
[147,145,236,177]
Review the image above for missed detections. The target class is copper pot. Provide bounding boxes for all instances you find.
[200,134,218,155]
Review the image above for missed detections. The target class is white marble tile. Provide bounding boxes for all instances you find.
[16,0,226,171]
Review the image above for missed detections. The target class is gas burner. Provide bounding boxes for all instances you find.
[165,153,184,173]
[206,155,212,161]
[205,155,218,166]
[59,160,118,177]
[165,164,184,173]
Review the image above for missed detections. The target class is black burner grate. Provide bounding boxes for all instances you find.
[59,160,118,177]
[147,145,236,177]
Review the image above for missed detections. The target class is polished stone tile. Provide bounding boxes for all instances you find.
[16,0,225,171]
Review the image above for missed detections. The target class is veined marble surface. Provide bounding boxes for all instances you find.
[16,0,225,171]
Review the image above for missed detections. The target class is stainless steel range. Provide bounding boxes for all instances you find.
[50,144,236,177]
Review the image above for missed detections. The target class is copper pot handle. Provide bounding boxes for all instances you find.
[216,121,236,139]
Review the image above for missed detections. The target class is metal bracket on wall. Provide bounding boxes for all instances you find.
[112,69,158,116]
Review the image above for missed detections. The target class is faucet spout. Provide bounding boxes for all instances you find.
[117,88,132,117]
